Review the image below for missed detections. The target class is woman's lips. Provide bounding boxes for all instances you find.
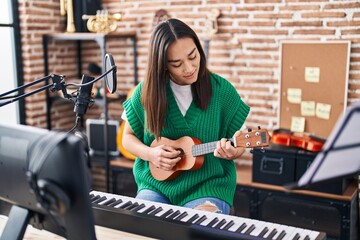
[184,70,196,79]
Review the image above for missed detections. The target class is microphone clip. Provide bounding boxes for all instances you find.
[49,74,71,99]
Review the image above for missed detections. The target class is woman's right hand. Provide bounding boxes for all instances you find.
[149,145,182,171]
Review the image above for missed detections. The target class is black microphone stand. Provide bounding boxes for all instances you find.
[0,74,70,107]
[1,53,117,193]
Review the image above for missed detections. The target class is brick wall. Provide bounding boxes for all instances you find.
[18,0,360,145]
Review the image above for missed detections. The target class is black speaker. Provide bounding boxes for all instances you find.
[233,186,253,218]
[74,0,102,32]
[111,165,137,198]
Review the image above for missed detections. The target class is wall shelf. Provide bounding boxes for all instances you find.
[42,32,138,192]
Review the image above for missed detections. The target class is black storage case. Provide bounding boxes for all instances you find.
[252,145,352,195]
[252,147,297,185]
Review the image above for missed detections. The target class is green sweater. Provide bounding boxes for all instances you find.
[123,73,250,207]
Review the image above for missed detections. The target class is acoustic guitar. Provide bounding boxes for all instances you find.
[149,128,270,181]
[116,88,136,160]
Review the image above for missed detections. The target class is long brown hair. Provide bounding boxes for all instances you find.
[142,18,212,138]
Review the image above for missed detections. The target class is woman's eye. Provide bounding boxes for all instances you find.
[189,54,196,60]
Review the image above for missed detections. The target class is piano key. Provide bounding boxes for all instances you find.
[159,209,174,218]
[198,214,221,227]
[185,213,200,223]
[285,228,317,240]
[308,230,324,240]
[269,224,291,239]
[90,194,101,202]
[107,199,123,207]
[119,200,133,209]
[213,218,227,229]
[244,224,256,235]
[178,211,200,223]
[141,205,156,214]
[193,215,207,225]
[226,217,256,233]
[123,202,139,211]
[92,196,107,204]
[131,203,146,212]
[258,226,269,237]
[222,220,235,230]
[149,206,163,216]
[206,217,219,227]
[240,221,264,236]
[291,233,300,240]
[276,230,287,240]
[247,221,267,236]
[282,226,301,240]
[101,197,116,206]
[301,229,317,240]
[266,228,278,239]
[174,211,188,221]
[235,223,247,233]
[167,210,181,220]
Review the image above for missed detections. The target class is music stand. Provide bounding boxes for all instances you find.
[286,101,360,190]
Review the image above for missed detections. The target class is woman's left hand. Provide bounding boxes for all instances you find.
[214,130,245,160]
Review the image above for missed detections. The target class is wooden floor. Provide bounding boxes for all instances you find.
[0,215,155,240]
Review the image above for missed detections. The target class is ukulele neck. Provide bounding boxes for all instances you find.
[192,138,235,157]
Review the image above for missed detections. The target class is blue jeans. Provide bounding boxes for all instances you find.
[136,189,230,215]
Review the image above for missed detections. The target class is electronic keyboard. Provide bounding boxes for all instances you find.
[90,190,326,240]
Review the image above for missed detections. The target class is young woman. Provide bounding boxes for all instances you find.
[122,18,250,214]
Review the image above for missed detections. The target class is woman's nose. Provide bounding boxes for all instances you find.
[183,60,193,73]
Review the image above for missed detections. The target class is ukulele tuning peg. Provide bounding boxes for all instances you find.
[248,128,252,132]
[258,126,261,130]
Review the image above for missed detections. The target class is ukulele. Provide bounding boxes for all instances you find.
[149,128,270,181]
[270,128,326,152]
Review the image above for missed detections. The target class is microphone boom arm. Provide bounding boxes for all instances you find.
[0,74,68,108]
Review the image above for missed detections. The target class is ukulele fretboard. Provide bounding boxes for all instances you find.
[191,139,235,157]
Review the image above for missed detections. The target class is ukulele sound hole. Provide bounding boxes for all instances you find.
[175,148,185,160]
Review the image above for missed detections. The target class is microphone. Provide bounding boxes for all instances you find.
[74,75,94,118]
